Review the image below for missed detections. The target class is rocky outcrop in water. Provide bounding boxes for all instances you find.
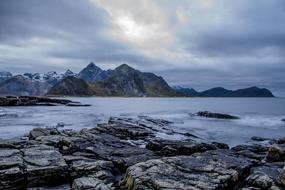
[193,111,240,119]
[0,96,88,106]
[0,116,284,189]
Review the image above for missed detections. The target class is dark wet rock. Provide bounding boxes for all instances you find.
[278,168,285,187]
[85,142,157,171]
[36,128,158,171]
[232,144,269,161]
[244,163,285,189]
[0,96,89,107]
[282,119,285,123]
[251,136,275,143]
[27,184,71,190]
[35,135,83,155]
[72,177,110,190]
[0,137,29,149]
[23,145,69,187]
[277,137,285,144]
[65,102,91,107]
[246,171,273,189]
[137,115,173,126]
[96,121,154,140]
[29,127,60,140]
[212,141,230,149]
[106,116,181,140]
[194,111,240,119]
[182,132,199,138]
[124,150,254,190]
[0,149,25,190]
[70,160,115,181]
[266,144,285,162]
[146,138,221,156]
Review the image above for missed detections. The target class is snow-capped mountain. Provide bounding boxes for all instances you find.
[64,69,78,77]
[23,71,63,84]
[0,72,12,83]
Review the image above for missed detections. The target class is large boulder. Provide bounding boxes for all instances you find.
[244,163,285,189]
[29,128,60,140]
[266,144,285,162]
[124,150,254,190]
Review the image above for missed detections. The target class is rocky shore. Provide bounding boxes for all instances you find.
[0,116,284,190]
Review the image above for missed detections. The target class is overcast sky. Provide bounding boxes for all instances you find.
[0,0,285,96]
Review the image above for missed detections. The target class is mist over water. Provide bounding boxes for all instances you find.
[0,98,284,146]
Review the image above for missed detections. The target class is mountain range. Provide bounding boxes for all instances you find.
[173,86,274,97]
[0,63,275,97]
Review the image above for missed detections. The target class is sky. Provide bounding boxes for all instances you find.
[0,0,285,96]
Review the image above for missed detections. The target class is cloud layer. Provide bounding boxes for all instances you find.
[0,0,284,95]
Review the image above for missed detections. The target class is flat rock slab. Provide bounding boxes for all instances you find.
[124,150,254,190]
[146,139,223,156]
[23,145,69,187]
[232,144,269,161]
[0,149,25,189]
[70,160,115,182]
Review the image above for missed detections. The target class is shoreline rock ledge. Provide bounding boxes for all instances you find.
[0,116,284,190]
[0,96,91,106]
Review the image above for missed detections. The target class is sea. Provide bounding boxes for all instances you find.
[0,97,284,147]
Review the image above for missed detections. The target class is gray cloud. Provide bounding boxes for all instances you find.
[0,0,284,96]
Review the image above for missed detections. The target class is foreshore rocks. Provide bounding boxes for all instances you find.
[0,116,284,190]
[0,96,88,106]
[124,150,254,190]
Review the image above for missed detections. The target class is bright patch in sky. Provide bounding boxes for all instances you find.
[116,17,146,39]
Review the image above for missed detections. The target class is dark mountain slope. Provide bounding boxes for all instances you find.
[173,86,274,97]
[0,75,49,96]
[47,76,94,96]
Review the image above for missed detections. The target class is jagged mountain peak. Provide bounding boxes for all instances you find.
[85,62,102,71]
[78,63,111,83]
[115,64,136,75]
[64,69,77,77]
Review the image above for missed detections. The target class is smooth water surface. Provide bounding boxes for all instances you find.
[0,98,284,146]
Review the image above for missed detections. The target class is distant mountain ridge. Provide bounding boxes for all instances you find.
[48,64,178,97]
[173,86,274,97]
[0,63,275,97]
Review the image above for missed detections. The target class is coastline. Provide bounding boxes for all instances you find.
[0,116,284,189]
